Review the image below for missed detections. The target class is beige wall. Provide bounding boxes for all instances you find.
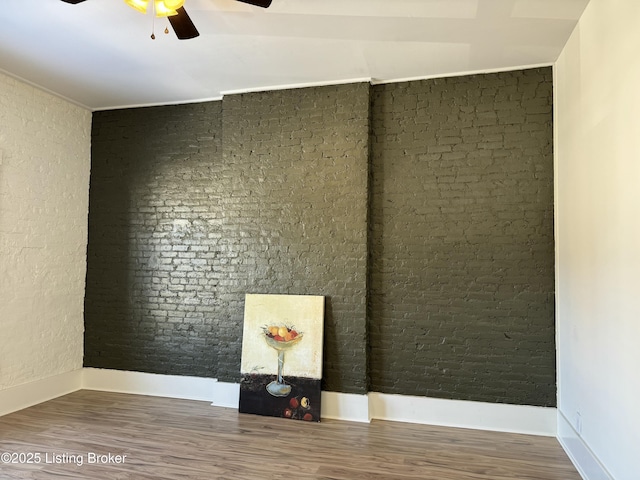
[0,73,91,390]
[555,0,640,479]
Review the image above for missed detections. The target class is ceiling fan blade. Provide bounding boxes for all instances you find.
[60,0,87,3]
[168,7,200,40]
[236,0,272,8]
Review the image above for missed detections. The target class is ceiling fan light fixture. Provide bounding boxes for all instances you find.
[154,0,178,17]
[162,0,185,9]
[125,0,149,14]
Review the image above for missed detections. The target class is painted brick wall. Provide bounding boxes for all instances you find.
[0,73,91,390]
[369,68,555,406]
[220,84,370,392]
[85,83,371,392]
[85,102,223,377]
[86,70,555,405]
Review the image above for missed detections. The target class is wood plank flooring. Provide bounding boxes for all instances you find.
[0,390,581,479]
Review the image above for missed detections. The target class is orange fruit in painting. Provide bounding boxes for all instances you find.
[268,326,279,336]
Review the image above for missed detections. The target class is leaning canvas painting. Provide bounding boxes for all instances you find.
[239,294,324,422]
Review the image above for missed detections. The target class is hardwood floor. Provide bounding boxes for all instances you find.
[0,390,581,479]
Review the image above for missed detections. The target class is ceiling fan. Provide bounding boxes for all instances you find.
[60,0,273,40]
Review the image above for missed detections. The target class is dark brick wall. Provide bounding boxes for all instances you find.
[85,83,371,393]
[85,102,223,376]
[219,84,370,392]
[85,69,555,405]
[368,68,555,406]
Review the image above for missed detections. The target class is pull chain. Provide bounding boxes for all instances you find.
[150,3,170,39]
[150,1,156,39]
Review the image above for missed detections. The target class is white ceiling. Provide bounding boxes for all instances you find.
[0,0,590,111]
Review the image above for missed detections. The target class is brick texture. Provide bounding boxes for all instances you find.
[86,102,223,377]
[86,69,555,405]
[85,84,371,393]
[0,72,90,389]
[218,84,370,392]
[369,68,555,406]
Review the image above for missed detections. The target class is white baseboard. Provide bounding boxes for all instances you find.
[557,411,613,480]
[1,370,556,438]
[0,369,83,417]
[210,381,556,435]
[369,392,557,436]
[211,381,240,408]
[82,368,218,402]
[321,391,370,422]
